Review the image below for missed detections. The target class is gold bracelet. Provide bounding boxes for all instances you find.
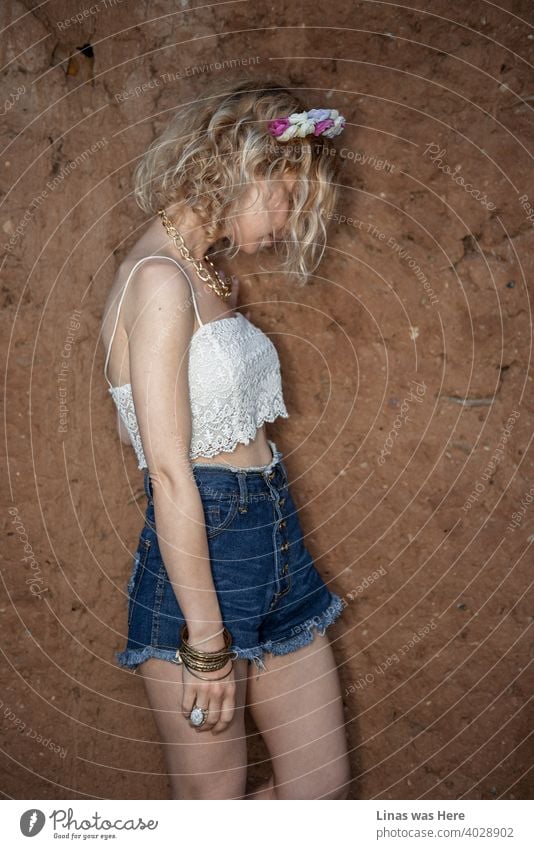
[182,659,234,681]
[179,642,232,667]
[178,650,236,671]
[175,624,238,670]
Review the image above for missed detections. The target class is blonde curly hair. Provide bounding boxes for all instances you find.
[133,77,345,285]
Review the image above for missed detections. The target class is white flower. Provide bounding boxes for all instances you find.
[294,118,316,137]
[288,111,310,124]
[276,123,301,141]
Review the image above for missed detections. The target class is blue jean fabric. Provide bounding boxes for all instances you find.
[115,439,345,673]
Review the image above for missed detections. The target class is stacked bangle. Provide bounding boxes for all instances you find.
[185,662,234,682]
[174,624,238,673]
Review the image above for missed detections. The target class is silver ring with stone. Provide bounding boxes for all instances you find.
[189,704,208,727]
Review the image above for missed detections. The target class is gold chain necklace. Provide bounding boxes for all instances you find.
[157,208,232,300]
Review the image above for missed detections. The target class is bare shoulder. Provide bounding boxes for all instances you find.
[120,255,195,337]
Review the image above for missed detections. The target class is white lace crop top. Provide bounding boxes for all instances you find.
[103,255,289,470]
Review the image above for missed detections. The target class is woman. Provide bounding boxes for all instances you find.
[101,78,351,800]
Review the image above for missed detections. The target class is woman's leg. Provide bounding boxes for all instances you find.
[245,632,351,800]
[245,773,276,799]
[136,657,250,799]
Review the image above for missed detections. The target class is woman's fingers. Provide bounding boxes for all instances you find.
[181,665,236,733]
[181,679,197,719]
[211,692,235,734]
[196,680,236,733]
[196,699,220,733]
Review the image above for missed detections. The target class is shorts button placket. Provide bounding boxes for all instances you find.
[277,473,291,593]
[263,466,291,606]
[277,499,291,594]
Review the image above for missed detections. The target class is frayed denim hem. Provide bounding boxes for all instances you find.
[115,646,180,672]
[115,644,268,673]
[240,593,345,674]
[259,593,345,660]
[229,646,269,672]
[115,594,345,675]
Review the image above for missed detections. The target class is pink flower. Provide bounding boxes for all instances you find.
[268,118,290,137]
[313,118,335,136]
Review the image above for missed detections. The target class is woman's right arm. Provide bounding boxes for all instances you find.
[124,259,235,731]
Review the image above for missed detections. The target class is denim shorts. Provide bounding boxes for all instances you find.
[115,439,345,673]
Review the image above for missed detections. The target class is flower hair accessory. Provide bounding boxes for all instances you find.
[268,108,346,142]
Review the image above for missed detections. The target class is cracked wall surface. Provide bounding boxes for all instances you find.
[1,0,533,802]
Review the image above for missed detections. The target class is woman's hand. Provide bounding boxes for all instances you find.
[181,657,236,734]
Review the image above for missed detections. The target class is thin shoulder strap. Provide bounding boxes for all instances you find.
[103,254,203,389]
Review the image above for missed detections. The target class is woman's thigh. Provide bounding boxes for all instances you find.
[136,657,250,800]
[245,633,351,800]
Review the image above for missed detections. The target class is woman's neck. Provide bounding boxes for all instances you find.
[155,202,214,261]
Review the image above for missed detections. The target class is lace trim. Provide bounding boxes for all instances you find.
[109,381,288,469]
[189,394,289,459]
